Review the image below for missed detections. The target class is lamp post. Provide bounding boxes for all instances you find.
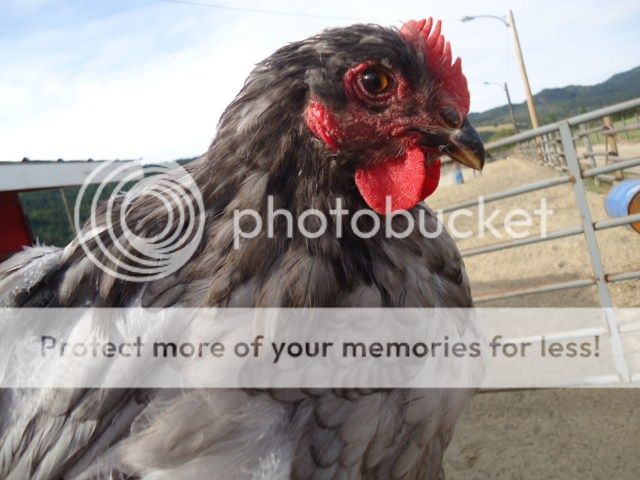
[462,10,540,129]
[484,81,519,133]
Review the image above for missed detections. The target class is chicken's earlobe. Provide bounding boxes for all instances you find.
[305,100,342,151]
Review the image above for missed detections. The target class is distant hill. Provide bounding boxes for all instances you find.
[470,65,640,130]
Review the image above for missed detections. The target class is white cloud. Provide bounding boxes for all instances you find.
[1,0,639,160]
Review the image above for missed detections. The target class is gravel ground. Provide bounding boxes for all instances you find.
[427,155,640,479]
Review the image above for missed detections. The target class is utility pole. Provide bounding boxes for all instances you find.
[503,82,519,132]
[485,81,519,133]
[507,9,539,129]
[462,10,541,130]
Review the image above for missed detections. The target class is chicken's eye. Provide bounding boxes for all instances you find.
[344,63,396,103]
[360,69,391,96]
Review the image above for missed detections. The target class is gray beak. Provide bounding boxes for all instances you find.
[419,119,485,171]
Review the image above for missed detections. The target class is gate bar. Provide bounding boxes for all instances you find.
[441,175,571,213]
[559,121,631,382]
[559,121,613,307]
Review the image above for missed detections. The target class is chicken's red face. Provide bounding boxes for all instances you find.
[305,18,484,214]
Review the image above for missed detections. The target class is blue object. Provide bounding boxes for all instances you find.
[454,167,464,185]
[605,179,640,218]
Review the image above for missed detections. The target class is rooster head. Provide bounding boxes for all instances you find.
[304,18,485,214]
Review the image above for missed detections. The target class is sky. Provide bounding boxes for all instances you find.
[1,0,639,161]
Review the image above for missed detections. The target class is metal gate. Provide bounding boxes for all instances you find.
[447,97,640,385]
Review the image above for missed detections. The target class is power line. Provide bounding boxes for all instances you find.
[157,0,393,22]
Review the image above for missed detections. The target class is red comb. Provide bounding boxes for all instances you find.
[400,18,470,117]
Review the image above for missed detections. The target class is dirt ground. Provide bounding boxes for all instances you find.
[445,389,640,479]
[427,155,640,478]
[430,155,640,308]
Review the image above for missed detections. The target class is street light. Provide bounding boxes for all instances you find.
[483,81,519,133]
[461,15,508,26]
[462,10,540,129]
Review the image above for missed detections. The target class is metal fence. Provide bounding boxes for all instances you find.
[447,97,640,385]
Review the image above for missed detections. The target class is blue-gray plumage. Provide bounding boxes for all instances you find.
[0,19,484,479]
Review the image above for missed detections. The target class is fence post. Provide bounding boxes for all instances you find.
[547,133,556,167]
[553,133,564,170]
[526,140,534,162]
[558,120,630,382]
[580,124,599,187]
[603,116,623,180]
[541,134,551,166]
[621,114,630,141]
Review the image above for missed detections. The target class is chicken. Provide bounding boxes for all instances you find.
[0,18,484,479]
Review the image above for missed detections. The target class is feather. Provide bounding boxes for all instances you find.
[0,20,476,479]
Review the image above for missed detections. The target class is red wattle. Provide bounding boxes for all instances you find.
[355,147,441,215]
